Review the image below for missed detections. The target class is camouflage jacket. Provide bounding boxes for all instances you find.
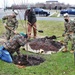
[2,15,18,30]
[3,34,26,55]
[64,19,75,33]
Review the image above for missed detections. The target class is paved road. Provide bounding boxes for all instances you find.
[0,9,74,21]
[37,17,64,21]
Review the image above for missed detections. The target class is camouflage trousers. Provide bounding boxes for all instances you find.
[5,28,15,40]
[64,33,75,50]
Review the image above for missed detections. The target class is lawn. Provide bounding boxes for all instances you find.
[0,20,75,75]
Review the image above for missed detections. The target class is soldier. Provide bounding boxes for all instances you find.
[24,7,37,39]
[0,32,28,63]
[2,10,18,40]
[62,13,75,53]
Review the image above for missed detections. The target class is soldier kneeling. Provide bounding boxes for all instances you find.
[0,32,28,63]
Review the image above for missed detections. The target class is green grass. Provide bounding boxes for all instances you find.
[0,20,75,75]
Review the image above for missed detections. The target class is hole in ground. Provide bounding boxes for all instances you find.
[12,54,45,66]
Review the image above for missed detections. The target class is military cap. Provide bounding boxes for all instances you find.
[13,10,18,15]
[20,32,28,38]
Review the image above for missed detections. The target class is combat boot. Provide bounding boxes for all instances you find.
[62,47,68,52]
[70,50,74,53]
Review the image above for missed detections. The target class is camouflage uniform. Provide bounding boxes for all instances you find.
[3,34,26,57]
[63,20,75,50]
[2,15,18,40]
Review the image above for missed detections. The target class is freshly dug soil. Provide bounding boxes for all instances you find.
[29,36,63,52]
[12,54,45,66]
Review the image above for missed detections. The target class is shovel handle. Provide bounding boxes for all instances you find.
[33,26,43,33]
[28,22,43,33]
[5,25,18,34]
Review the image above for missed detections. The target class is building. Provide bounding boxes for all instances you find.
[46,0,58,4]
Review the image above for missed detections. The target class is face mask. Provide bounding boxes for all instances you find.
[64,19,69,22]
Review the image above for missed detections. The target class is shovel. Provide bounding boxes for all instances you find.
[5,25,18,34]
[33,26,43,33]
[28,22,43,33]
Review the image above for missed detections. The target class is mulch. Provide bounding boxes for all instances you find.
[29,36,63,52]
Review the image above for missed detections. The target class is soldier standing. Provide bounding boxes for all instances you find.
[62,13,75,53]
[24,7,37,39]
[2,10,18,40]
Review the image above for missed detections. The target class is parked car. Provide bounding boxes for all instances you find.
[60,8,75,15]
[33,8,50,17]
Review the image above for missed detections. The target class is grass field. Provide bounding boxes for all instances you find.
[0,20,75,75]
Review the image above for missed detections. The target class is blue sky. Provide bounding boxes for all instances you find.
[0,0,75,8]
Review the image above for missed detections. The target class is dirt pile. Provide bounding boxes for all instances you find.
[13,54,45,66]
[29,36,63,52]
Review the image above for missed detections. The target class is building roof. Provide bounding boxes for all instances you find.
[46,0,58,2]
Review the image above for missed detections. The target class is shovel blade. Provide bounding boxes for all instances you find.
[38,30,43,33]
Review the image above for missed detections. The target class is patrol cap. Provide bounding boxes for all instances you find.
[13,10,18,15]
[20,32,28,38]
[63,13,69,17]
